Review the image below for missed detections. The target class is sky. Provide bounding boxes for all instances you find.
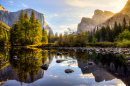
[0,0,128,34]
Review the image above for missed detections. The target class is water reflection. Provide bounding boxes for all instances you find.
[0,48,129,86]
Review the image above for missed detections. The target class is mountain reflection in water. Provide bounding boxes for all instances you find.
[0,48,129,86]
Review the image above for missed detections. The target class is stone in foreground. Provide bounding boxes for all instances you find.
[56,59,67,63]
[40,64,49,70]
[65,69,74,73]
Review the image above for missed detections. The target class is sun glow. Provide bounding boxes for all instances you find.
[117,84,126,86]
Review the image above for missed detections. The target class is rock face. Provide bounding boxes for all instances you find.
[92,10,114,24]
[120,0,130,16]
[98,0,130,29]
[77,9,114,33]
[0,5,7,11]
[0,6,53,35]
[77,0,130,33]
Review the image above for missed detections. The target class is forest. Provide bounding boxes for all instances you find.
[0,10,130,47]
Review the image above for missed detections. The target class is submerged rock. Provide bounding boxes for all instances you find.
[62,52,68,55]
[89,52,92,55]
[40,64,49,70]
[56,59,67,63]
[13,56,20,61]
[57,52,62,55]
[65,69,74,73]
[88,62,94,66]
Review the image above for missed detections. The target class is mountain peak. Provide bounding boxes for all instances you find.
[0,5,7,11]
[120,0,130,16]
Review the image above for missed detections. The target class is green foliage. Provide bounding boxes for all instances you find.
[92,36,97,45]
[48,30,51,43]
[42,28,48,43]
[117,30,130,48]
[0,22,9,46]
[118,29,130,41]
[117,39,130,48]
[10,10,43,46]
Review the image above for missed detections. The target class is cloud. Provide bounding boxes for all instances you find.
[59,24,77,29]
[21,2,28,8]
[50,14,59,17]
[9,1,13,4]
[66,0,98,8]
[65,0,127,13]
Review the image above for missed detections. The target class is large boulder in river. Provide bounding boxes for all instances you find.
[56,59,67,63]
[65,69,74,73]
[40,64,49,70]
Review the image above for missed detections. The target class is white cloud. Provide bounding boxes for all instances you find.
[59,24,77,29]
[9,1,13,4]
[66,0,127,13]
[21,3,28,8]
[49,14,59,17]
[66,0,101,8]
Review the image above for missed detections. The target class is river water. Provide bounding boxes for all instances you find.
[0,48,129,86]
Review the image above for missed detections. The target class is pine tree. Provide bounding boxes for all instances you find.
[122,17,126,32]
[19,10,24,25]
[30,10,35,23]
[24,11,29,19]
[42,27,48,43]
[48,30,51,43]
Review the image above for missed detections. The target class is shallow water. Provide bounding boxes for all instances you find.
[0,48,129,86]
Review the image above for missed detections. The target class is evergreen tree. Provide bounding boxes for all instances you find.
[30,10,35,23]
[42,27,48,43]
[48,30,51,43]
[19,10,24,25]
[100,26,106,41]
[24,11,29,19]
[122,17,126,32]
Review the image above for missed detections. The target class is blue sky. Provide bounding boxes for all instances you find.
[0,0,128,34]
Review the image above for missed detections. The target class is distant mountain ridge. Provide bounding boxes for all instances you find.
[77,0,130,33]
[0,5,53,35]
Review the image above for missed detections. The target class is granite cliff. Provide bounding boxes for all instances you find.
[77,9,114,33]
[98,0,130,29]
[0,5,53,35]
[77,0,130,33]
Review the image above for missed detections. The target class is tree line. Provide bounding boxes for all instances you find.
[0,10,130,47]
[47,17,130,47]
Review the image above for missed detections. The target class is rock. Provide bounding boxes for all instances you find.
[57,52,62,55]
[88,62,94,65]
[56,59,67,63]
[13,56,20,61]
[13,56,17,58]
[13,58,20,61]
[125,56,130,60]
[62,52,68,55]
[40,64,49,70]
[89,52,92,55]
[77,9,114,33]
[102,52,106,55]
[65,69,74,73]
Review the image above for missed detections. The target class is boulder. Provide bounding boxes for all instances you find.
[125,56,130,60]
[40,64,49,70]
[56,59,67,63]
[65,69,74,73]
[88,62,94,66]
